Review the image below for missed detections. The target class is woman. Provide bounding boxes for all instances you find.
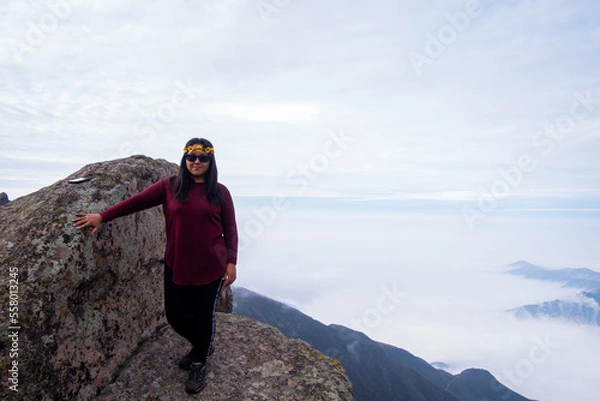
[72,138,238,394]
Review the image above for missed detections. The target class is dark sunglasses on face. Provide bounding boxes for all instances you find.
[185,154,211,163]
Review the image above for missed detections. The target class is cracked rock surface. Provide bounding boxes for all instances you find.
[0,155,353,401]
[97,313,354,401]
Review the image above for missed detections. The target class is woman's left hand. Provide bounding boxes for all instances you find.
[223,263,236,286]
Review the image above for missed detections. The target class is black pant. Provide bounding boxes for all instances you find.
[163,264,223,364]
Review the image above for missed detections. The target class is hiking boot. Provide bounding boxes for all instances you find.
[185,362,206,394]
[179,346,214,371]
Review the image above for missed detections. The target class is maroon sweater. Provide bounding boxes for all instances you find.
[99,177,238,285]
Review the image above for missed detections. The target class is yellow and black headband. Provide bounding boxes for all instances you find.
[183,145,214,154]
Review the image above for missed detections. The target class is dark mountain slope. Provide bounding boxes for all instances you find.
[232,286,534,401]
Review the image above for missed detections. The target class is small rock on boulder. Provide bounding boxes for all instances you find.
[0,192,9,205]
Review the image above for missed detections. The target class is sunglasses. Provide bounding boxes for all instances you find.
[185,154,211,163]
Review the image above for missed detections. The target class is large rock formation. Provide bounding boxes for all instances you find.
[0,155,353,400]
[0,156,178,400]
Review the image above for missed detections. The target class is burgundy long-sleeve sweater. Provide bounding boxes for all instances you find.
[99,177,238,285]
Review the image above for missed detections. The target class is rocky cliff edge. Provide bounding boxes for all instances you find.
[0,155,353,400]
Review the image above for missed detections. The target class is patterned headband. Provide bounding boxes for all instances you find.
[183,145,214,154]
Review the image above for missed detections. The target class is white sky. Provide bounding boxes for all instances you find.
[2,1,600,401]
[1,0,599,204]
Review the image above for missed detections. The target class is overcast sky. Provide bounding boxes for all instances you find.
[2,1,600,401]
[1,0,599,206]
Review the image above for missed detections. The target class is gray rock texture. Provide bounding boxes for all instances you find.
[97,313,354,401]
[0,155,353,401]
[0,156,179,400]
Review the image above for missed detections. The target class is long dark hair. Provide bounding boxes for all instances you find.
[170,138,224,205]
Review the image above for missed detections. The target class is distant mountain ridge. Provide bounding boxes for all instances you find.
[506,261,600,326]
[506,260,600,290]
[232,286,534,401]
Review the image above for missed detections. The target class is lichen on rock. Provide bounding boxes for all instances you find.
[97,313,354,401]
[0,156,179,400]
[0,155,353,401]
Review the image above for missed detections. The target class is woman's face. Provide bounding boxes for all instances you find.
[185,147,210,182]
